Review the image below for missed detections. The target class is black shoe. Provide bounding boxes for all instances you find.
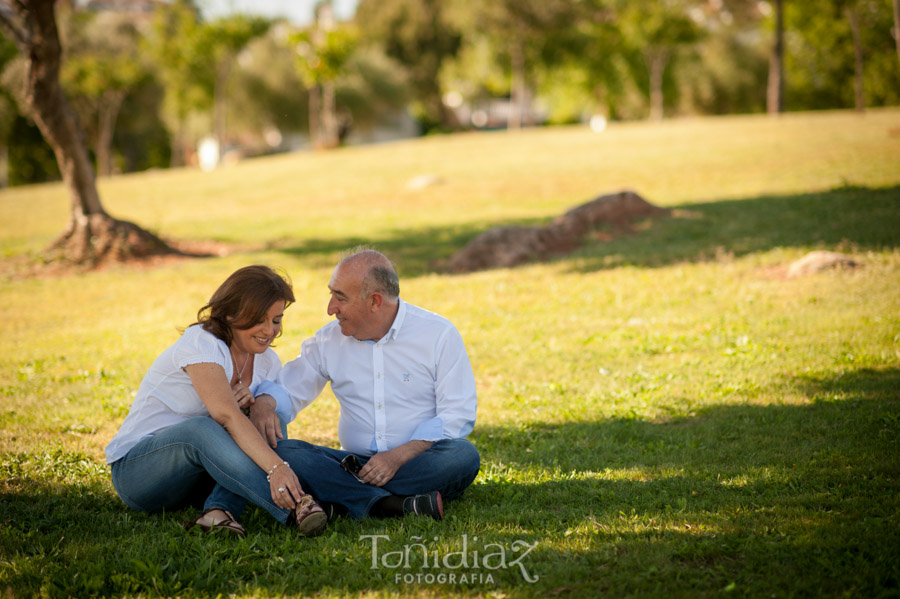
[402,491,443,520]
[318,501,348,522]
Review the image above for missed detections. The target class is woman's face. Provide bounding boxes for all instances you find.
[230,300,285,354]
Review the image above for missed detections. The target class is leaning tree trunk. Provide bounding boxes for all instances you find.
[0,0,175,266]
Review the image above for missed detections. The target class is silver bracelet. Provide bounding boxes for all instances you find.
[266,460,290,481]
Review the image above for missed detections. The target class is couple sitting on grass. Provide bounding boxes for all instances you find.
[105,249,480,537]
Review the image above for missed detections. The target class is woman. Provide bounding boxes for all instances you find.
[105,265,326,537]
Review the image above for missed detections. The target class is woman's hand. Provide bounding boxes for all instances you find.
[231,381,255,410]
[267,462,305,510]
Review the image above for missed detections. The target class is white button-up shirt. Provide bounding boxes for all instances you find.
[259,300,477,456]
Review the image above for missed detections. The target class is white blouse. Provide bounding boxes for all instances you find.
[105,325,282,464]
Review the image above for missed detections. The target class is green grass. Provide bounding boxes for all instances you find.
[1,109,899,598]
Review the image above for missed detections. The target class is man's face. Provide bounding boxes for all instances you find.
[327,263,373,339]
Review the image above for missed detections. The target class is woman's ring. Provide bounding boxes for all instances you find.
[278,487,286,492]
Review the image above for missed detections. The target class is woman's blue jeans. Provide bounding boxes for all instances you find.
[205,437,481,520]
[110,416,291,524]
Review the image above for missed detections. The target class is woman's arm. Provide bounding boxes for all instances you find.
[185,362,302,510]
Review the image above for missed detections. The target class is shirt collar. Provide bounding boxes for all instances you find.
[381,298,406,343]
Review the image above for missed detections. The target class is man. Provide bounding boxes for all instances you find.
[255,249,480,520]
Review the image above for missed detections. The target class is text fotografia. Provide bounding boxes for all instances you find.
[360,534,539,584]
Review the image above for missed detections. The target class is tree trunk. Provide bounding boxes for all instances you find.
[508,39,526,130]
[0,0,175,266]
[320,80,339,149]
[214,56,230,159]
[96,89,126,177]
[767,0,784,114]
[308,83,321,148]
[845,4,864,112]
[647,49,669,121]
[0,145,8,188]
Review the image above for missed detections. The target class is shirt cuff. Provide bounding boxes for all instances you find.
[255,380,293,424]
[409,417,443,442]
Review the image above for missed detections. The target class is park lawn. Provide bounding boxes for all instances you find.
[1,108,899,597]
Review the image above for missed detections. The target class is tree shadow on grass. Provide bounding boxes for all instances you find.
[473,366,900,474]
[270,185,900,278]
[2,367,897,597]
[567,184,900,272]
[461,365,900,595]
[269,216,548,278]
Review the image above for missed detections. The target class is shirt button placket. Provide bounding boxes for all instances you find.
[373,342,387,452]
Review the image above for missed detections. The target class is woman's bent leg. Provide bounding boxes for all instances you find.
[274,440,391,519]
[110,417,291,524]
[200,417,290,518]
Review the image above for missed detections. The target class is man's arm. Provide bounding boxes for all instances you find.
[248,393,282,448]
[255,335,330,427]
[428,326,478,438]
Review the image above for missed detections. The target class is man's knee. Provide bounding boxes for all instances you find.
[430,438,480,481]
[436,438,480,462]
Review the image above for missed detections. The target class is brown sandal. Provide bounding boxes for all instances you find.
[183,508,246,538]
[291,495,327,537]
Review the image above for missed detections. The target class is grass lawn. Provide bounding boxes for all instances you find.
[1,109,899,598]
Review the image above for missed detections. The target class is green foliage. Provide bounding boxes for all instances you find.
[291,25,359,86]
[617,0,703,50]
[356,0,462,130]
[194,14,271,97]
[144,0,207,121]
[785,0,900,109]
[444,0,589,100]
[0,32,18,142]
[677,26,768,114]
[0,109,899,597]
[331,47,410,133]
[60,11,145,101]
[228,35,309,136]
[6,116,60,185]
[112,76,172,172]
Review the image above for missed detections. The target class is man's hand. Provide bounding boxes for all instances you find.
[359,440,433,487]
[249,394,283,448]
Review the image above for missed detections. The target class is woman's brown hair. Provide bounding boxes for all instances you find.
[191,265,295,346]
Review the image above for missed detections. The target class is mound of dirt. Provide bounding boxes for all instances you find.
[446,190,668,273]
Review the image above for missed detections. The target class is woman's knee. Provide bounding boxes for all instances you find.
[181,416,227,436]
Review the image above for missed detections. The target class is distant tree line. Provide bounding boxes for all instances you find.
[1,0,898,187]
